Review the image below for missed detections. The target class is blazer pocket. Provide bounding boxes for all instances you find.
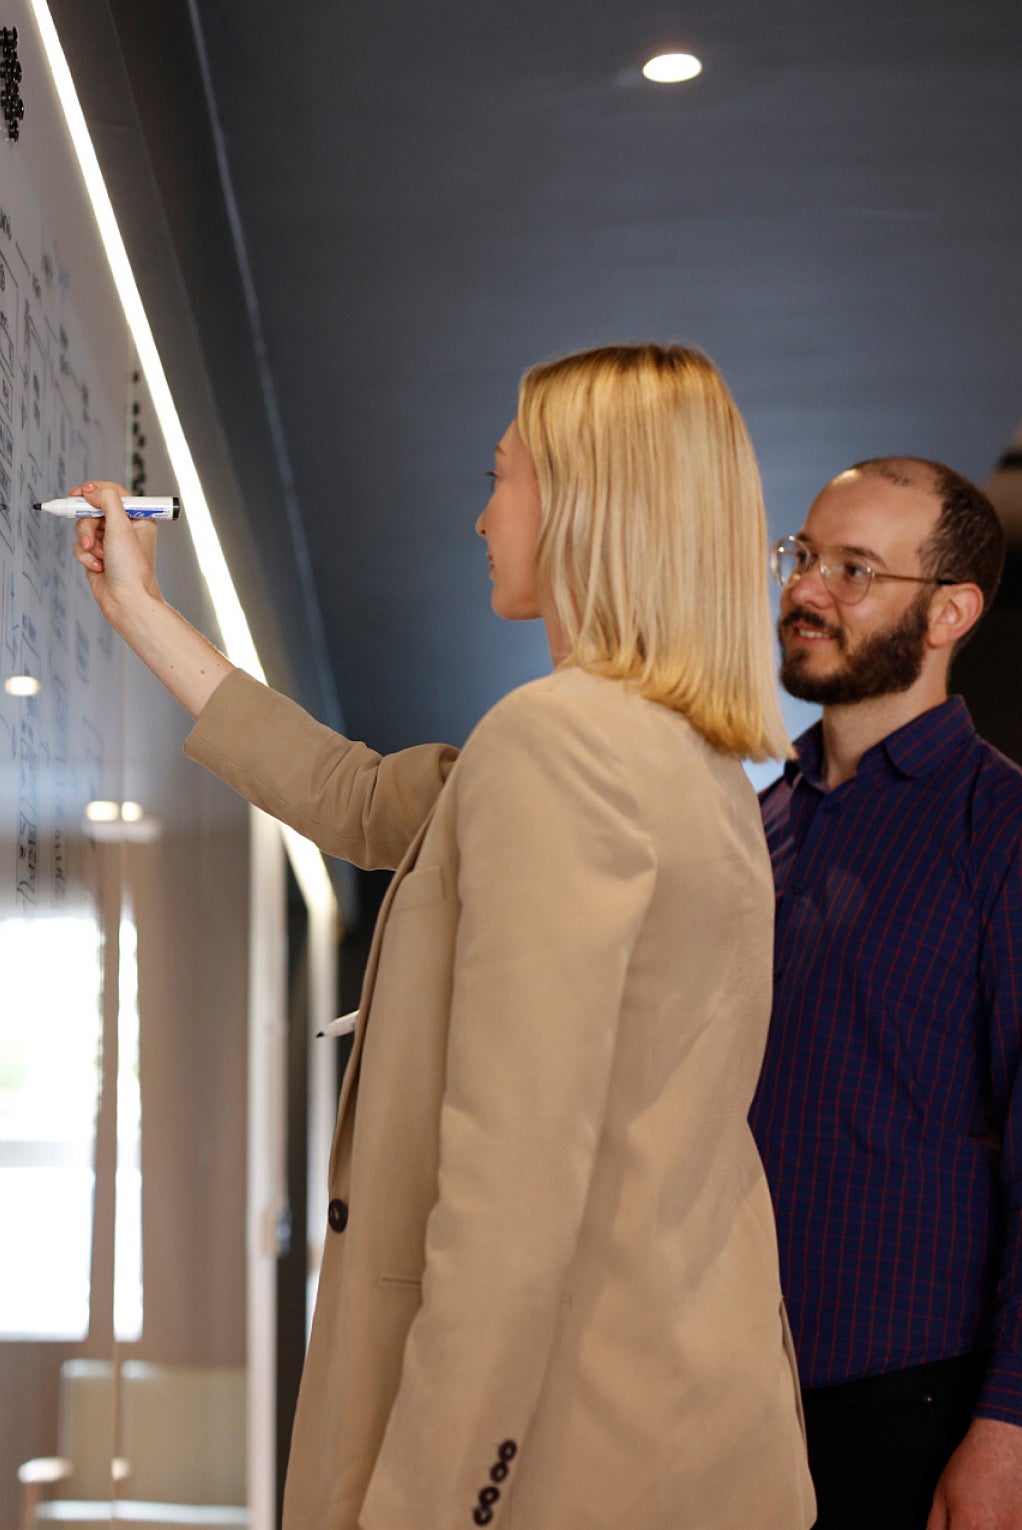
[387,861,447,915]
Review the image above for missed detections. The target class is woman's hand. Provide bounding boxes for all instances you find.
[69,479,161,628]
[66,477,234,718]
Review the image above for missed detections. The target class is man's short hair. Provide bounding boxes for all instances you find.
[849,458,1006,642]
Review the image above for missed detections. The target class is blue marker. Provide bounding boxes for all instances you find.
[32,496,180,520]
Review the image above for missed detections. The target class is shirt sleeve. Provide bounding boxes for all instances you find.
[184,668,459,869]
[976,837,1022,1425]
[359,684,657,1530]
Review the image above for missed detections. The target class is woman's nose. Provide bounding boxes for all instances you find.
[475,510,486,537]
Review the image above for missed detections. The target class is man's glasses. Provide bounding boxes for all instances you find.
[771,536,958,607]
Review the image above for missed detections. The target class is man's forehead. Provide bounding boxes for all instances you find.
[805,472,939,549]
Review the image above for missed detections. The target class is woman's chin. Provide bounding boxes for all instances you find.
[493,599,542,623]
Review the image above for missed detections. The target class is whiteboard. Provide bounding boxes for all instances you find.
[0,2,132,917]
[0,15,254,1527]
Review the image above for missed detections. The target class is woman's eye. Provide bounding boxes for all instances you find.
[485,470,497,487]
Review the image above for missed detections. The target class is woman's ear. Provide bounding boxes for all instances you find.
[928,582,984,651]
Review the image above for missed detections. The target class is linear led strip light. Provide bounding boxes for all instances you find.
[28,0,334,915]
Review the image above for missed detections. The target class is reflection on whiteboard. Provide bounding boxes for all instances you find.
[0,911,102,1339]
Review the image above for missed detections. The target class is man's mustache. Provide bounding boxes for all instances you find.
[779,606,845,645]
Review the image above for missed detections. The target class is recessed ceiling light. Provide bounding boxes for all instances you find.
[642,53,702,84]
[121,801,144,822]
[5,675,40,696]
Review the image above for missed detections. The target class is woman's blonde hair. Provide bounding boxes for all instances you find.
[517,343,790,762]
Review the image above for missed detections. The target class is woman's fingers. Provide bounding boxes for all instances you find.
[66,478,160,609]
[73,513,104,556]
[95,483,130,524]
[69,479,129,526]
[73,536,105,573]
[69,479,122,497]
[76,523,103,556]
[69,482,108,565]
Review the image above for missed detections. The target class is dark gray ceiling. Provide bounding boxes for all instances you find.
[99,2,1022,757]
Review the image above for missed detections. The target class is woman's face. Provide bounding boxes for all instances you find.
[475,420,543,621]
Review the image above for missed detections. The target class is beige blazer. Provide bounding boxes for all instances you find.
[186,665,814,1530]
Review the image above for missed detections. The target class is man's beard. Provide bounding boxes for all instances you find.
[778,592,931,705]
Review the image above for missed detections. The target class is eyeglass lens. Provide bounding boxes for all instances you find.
[773,542,873,605]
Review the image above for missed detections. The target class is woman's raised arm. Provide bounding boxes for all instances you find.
[69,479,459,867]
[69,478,234,718]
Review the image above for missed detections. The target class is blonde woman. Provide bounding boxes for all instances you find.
[70,344,814,1530]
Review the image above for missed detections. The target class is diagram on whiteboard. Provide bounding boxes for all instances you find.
[0,155,125,912]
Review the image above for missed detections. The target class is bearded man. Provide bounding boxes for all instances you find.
[750,459,1022,1530]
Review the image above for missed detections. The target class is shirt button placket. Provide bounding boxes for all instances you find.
[786,786,838,903]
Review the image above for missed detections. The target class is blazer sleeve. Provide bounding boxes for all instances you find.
[360,683,657,1530]
[183,668,459,869]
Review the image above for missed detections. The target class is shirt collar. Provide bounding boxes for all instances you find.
[784,696,975,790]
[784,724,823,788]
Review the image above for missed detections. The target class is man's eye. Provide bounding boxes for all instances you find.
[840,561,871,583]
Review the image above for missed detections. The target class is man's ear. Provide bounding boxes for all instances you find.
[928,582,984,651]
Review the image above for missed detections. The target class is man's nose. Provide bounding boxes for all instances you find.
[792,559,834,607]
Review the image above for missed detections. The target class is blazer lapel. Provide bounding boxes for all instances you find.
[332,808,438,1136]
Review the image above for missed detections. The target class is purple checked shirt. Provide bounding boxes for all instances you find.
[749,697,1022,1424]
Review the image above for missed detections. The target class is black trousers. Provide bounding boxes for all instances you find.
[803,1352,988,1530]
